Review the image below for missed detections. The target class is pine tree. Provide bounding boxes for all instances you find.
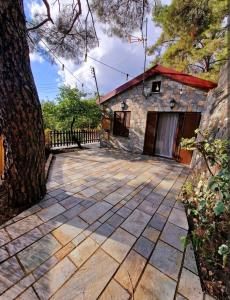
[149,0,228,81]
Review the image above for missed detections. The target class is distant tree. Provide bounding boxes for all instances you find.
[0,0,149,207]
[41,100,57,130]
[41,86,101,130]
[56,86,86,131]
[148,0,228,81]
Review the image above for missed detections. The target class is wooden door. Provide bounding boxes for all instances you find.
[176,112,201,164]
[143,112,158,155]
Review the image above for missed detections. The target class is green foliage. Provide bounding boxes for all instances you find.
[41,101,57,130]
[180,129,230,268]
[41,86,101,130]
[149,0,228,81]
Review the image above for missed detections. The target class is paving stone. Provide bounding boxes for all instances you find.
[62,203,86,220]
[55,242,75,261]
[174,200,185,211]
[83,221,101,238]
[38,214,67,235]
[17,287,39,300]
[99,279,130,300]
[33,257,76,300]
[102,227,136,262]
[98,210,114,223]
[0,247,9,262]
[52,216,88,245]
[142,226,160,243]
[5,215,43,239]
[36,203,66,222]
[6,228,43,256]
[17,234,61,273]
[72,233,86,246]
[135,264,177,300]
[13,205,42,222]
[93,192,106,201]
[178,268,203,300]
[150,240,183,280]
[116,206,132,218]
[168,208,188,230]
[59,195,84,209]
[133,236,154,259]
[0,229,10,246]
[52,249,119,300]
[0,256,25,294]
[116,186,134,197]
[48,188,66,197]
[121,209,151,237]
[33,256,58,280]
[80,187,99,197]
[40,197,58,209]
[114,250,146,293]
[106,214,124,228]
[149,213,167,231]
[81,198,96,208]
[0,274,35,300]
[79,202,112,224]
[104,192,125,205]
[91,222,115,245]
[157,204,172,218]
[162,193,176,208]
[69,237,99,267]
[54,191,73,201]
[161,222,187,252]
[138,200,158,216]
[184,243,198,275]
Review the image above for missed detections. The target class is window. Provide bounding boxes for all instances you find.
[113,111,131,137]
[152,81,161,93]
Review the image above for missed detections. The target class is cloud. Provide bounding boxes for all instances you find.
[27,0,168,96]
[29,52,44,63]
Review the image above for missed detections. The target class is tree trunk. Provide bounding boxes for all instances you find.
[0,1,46,207]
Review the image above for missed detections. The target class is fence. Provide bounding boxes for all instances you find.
[49,129,100,148]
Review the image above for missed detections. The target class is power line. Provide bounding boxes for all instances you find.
[87,55,134,79]
[26,20,135,80]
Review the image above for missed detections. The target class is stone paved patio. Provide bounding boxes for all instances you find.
[0,146,205,300]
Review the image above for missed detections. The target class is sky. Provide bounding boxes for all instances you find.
[25,0,171,101]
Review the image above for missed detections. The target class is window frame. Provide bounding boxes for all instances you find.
[151,81,161,93]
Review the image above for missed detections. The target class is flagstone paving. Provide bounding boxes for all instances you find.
[0,146,205,299]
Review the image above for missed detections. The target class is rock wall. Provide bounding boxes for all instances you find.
[192,61,230,168]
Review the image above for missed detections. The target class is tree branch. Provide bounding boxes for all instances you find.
[62,0,82,35]
[188,63,205,71]
[86,0,99,47]
[27,0,54,31]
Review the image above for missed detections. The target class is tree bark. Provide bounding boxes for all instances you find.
[0,0,46,207]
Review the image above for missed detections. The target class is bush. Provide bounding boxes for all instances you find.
[180,129,230,298]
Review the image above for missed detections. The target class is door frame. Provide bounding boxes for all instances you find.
[143,111,201,164]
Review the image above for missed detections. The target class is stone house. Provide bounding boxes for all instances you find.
[99,64,217,165]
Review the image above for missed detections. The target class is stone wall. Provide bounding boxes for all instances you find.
[101,74,208,153]
[192,61,230,168]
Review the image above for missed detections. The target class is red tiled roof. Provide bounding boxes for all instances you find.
[98,64,217,104]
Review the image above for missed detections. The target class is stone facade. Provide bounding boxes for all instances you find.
[101,74,208,154]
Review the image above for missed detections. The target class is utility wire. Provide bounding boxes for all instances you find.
[26,20,135,80]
